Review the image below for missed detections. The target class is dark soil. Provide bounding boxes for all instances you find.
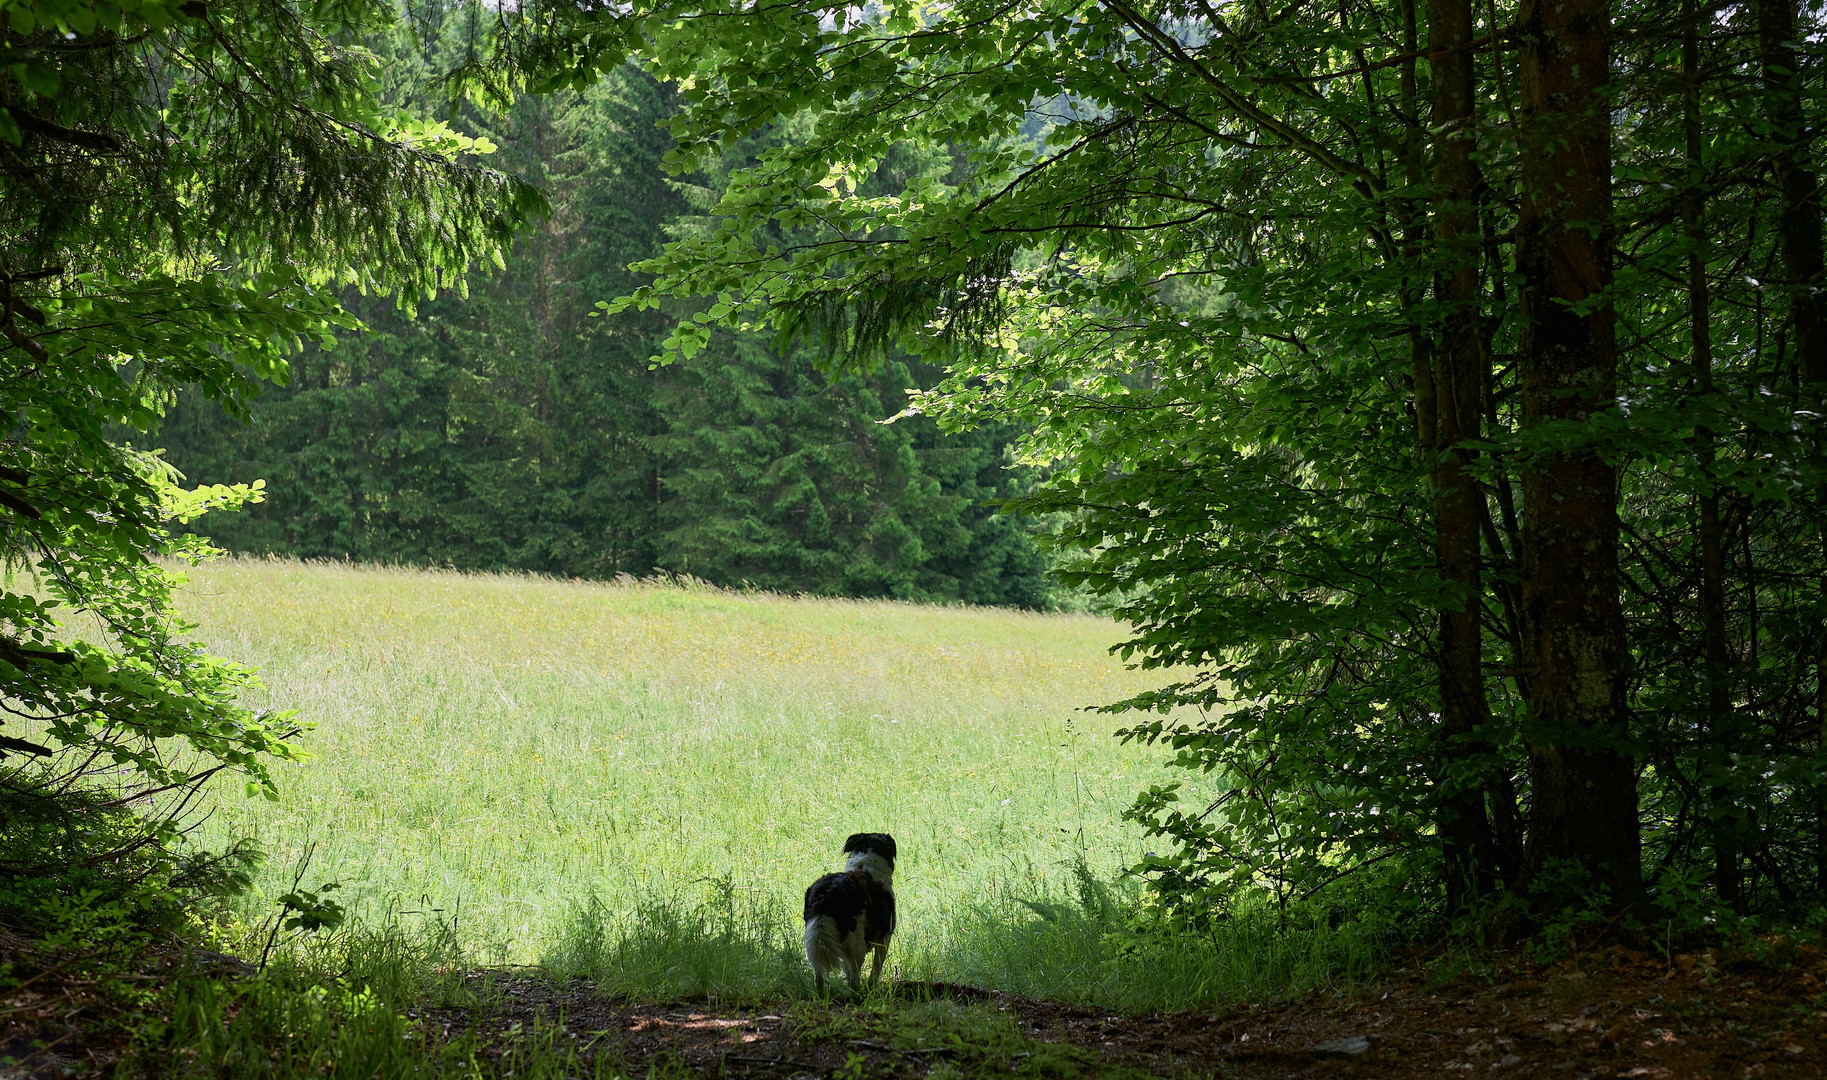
[4,929,1825,1078]
[429,941,1827,1079]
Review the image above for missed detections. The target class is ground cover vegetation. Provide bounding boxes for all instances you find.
[474,0,1827,931]
[4,561,1401,1077]
[153,14,1055,608]
[28,560,1820,1079]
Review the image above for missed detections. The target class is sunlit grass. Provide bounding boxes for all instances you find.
[177,558,1181,976]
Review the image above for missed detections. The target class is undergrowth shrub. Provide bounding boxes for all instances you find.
[0,785,609,1080]
[0,781,258,942]
[136,913,625,1079]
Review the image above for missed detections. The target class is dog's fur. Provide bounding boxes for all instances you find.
[802,832,896,994]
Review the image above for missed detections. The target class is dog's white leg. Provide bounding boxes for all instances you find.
[867,944,886,988]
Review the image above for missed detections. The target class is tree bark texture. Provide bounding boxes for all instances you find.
[1402,0,1437,461]
[1514,0,1645,909]
[1750,0,1827,895]
[1429,0,1497,915]
[1683,2,1739,911]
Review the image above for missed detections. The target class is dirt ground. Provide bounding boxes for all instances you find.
[426,940,1827,1079]
[5,931,1826,1077]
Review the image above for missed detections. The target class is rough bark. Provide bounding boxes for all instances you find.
[1683,1,1738,911]
[1401,0,1437,462]
[1751,0,1827,895]
[1513,0,1645,910]
[1429,0,1497,915]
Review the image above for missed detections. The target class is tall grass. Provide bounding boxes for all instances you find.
[930,859,1399,1011]
[536,858,1395,1011]
[175,562,1176,946]
[166,559,1380,1011]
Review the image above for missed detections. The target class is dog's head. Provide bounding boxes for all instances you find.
[843,832,896,863]
[842,833,897,886]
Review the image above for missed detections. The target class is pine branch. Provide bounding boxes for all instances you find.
[0,107,122,152]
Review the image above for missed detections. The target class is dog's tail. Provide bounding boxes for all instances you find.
[803,915,842,990]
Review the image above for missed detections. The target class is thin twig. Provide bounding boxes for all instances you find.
[849,1038,960,1056]
[723,1054,813,1068]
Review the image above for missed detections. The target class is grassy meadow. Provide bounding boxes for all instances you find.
[171,559,1259,1002]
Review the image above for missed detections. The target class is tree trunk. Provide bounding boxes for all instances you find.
[1751,0,1827,895]
[1682,0,1738,912]
[1429,0,1497,916]
[1513,0,1645,910]
[1401,0,1436,468]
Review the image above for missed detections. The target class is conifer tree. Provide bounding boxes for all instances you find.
[163,36,1055,605]
[651,339,1047,603]
[161,60,675,578]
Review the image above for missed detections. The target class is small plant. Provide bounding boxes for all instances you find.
[257,844,344,970]
[838,1049,869,1080]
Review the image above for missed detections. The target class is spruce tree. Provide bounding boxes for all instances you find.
[161,63,677,578]
[163,38,1055,605]
[651,340,1046,603]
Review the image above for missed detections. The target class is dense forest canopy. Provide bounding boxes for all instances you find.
[157,30,1055,608]
[472,0,1827,928]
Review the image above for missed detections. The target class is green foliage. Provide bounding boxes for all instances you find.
[138,916,621,1080]
[476,0,1827,925]
[0,783,259,945]
[938,856,1401,1013]
[0,0,540,865]
[159,38,1054,605]
[543,882,808,1001]
[535,854,1398,1013]
[652,341,1048,604]
[156,30,669,580]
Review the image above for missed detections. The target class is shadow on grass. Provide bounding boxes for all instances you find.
[540,875,811,1001]
[136,911,631,1080]
[540,862,1399,1013]
[923,863,1396,1013]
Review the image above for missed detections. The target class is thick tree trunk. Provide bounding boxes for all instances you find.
[1752,0,1827,894]
[1401,0,1436,460]
[1513,0,1645,910]
[1683,2,1738,911]
[1429,0,1497,916]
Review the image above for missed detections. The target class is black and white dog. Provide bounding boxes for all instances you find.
[802,832,896,994]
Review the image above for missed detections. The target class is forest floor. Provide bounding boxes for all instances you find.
[7,929,1824,1078]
